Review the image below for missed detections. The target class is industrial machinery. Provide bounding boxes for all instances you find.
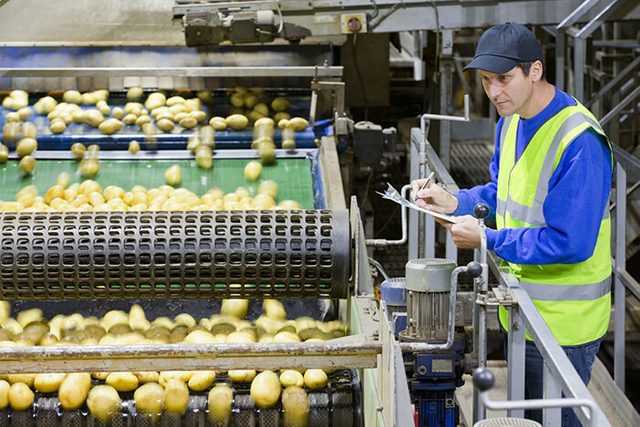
[1,1,637,426]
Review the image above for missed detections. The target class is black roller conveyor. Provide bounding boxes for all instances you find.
[0,209,350,300]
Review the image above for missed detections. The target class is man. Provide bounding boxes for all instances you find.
[412,23,612,426]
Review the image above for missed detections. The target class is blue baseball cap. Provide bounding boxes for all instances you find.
[463,23,543,74]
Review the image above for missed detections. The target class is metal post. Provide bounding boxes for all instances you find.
[507,308,526,419]
[543,362,562,426]
[556,28,566,91]
[614,163,626,391]
[574,36,586,101]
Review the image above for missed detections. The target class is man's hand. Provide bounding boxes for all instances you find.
[410,178,458,214]
[439,215,481,249]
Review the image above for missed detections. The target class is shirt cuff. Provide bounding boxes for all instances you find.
[453,191,472,216]
[485,228,497,251]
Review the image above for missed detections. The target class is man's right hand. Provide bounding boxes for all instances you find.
[410,178,459,214]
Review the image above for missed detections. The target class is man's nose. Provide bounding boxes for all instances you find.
[486,82,501,99]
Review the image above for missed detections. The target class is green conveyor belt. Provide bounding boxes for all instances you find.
[0,158,315,208]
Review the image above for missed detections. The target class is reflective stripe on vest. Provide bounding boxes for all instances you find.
[496,100,613,346]
[520,276,611,301]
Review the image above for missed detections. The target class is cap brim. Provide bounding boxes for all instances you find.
[463,55,519,74]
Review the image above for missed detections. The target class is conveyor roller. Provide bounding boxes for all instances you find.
[0,209,350,300]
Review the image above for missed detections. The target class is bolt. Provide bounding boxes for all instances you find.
[513,322,521,330]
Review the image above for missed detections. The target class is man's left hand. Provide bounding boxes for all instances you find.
[438,215,481,249]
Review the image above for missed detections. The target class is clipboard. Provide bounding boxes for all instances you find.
[376,183,457,223]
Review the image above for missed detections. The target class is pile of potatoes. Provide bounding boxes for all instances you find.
[0,173,301,212]
[0,299,345,422]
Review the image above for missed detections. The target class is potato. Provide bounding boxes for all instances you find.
[303,369,327,389]
[5,112,20,122]
[164,165,182,186]
[195,145,213,169]
[209,117,227,130]
[59,373,92,410]
[226,114,249,130]
[0,380,9,409]
[84,109,105,128]
[253,103,269,117]
[254,117,275,129]
[259,145,276,165]
[129,140,140,155]
[263,299,286,320]
[242,160,262,181]
[208,384,233,425]
[0,144,8,163]
[134,382,164,419]
[9,382,33,411]
[127,87,144,101]
[70,142,86,160]
[278,200,301,210]
[187,371,216,391]
[50,119,66,134]
[144,92,166,111]
[274,112,291,123]
[164,379,189,413]
[228,370,256,383]
[99,118,123,135]
[281,386,309,427]
[96,100,111,116]
[288,117,309,132]
[15,137,38,157]
[16,308,43,328]
[19,156,36,175]
[34,373,66,393]
[273,331,301,343]
[7,374,35,388]
[63,90,82,104]
[38,333,59,346]
[250,370,281,408]
[158,371,193,387]
[271,97,291,112]
[133,371,159,384]
[179,117,198,129]
[87,384,121,421]
[122,113,137,125]
[106,372,139,392]
[220,299,249,319]
[136,115,151,126]
[280,370,304,388]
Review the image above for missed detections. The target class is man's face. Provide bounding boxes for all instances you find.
[479,66,533,118]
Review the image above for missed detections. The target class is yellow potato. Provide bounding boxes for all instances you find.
[0,380,9,409]
[99,118,123,135]
[129,140,140,155]
[164,379,189,414]
[59,373,92,410]
[164,165,182,186]
[179,117,198,129]
[70,142,86,160]
[145,92,166,111]
[274,112,291,123]
[228,370,256,383]
[288,117,309,132]
[279,370,304,388]
[187,371,216,391]
[209,117,228,130]
[134,382,164,419]
[263,299,287,320]
[96,100,111,116]
[136,115,152,126]
[112,107,124,120]
[278,200,301,210]
[226,114,249,131]
[174,313,196,328]
[273,331,301,343]
[17,308,43,327]
[5,112,20,122]
[7,374,35,388]
[253,194,275,210]
[123,113,137,126]
[127,87,144,101]
[271,97,291,112]
[158,371,193,387]
[250,370,281,408]
[244,161,262,181]
[253,103,269,117]
[63,90,82,104]
[19,156,36,175]
[282,386,309,427]
[87,384,121,421]
[84,109,105,128]
[208,384,233,426]
[303,369,328,389]
[0,144,8,163]
[195,145,213,169]
[106,372,139,392]
[50,119,66,134]
[220,299,249,319]
[9,382,33,411]
[133,372,159,384]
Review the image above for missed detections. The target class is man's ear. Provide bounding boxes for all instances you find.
[531,60,544,82]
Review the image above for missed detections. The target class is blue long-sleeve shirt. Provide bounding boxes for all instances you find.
[454,88,612,265]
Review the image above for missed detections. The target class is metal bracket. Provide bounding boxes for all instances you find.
[475,287,517,308]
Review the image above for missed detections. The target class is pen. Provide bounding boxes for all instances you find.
[414,171,435,202]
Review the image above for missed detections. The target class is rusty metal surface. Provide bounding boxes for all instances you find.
[0,340,380,374]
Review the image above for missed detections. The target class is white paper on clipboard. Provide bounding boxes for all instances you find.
[376,183,457,223]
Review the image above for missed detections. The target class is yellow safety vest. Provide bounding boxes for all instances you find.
[497,101,612,346]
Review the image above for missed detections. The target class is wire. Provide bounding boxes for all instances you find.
[369,257,390,281]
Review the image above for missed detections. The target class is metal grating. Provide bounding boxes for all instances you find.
[0,210,349,300]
